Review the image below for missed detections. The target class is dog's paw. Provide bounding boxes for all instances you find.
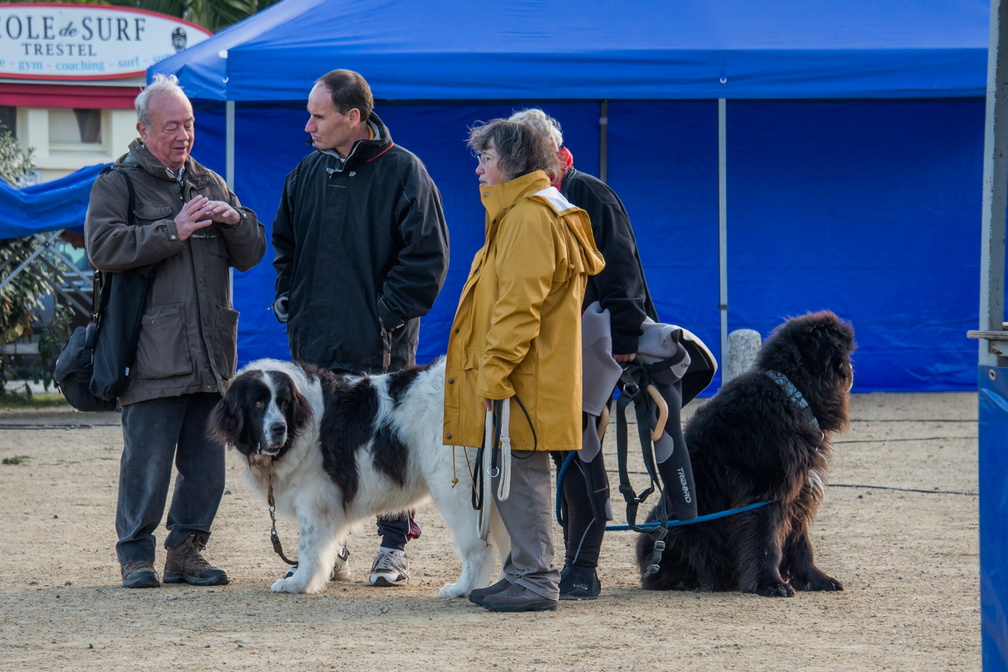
[270,577,306,594]
[793,573,843,592]
[756,581,795,598]
[439,582,466,599]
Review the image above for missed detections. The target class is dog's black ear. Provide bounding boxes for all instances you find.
[287,380,314,435]
[208,387,244,446]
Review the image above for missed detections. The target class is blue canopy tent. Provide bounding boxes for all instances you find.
[0,164,110,319]
[146,0,989,392]
[0,164,106,239]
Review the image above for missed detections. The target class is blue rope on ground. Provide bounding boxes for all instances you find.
[604,500,771,531]
[555,451,770,531]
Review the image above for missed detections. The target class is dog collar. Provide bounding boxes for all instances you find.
[764,369,822,434]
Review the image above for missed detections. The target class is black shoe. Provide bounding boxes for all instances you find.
[559,565,600,600]
[481,583,558,613]
[468,578,511,606]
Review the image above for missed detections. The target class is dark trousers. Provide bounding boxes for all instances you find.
[558,451,608,569]
[554,406,613,570]
[115,393,224,564]
[376,514,410,551]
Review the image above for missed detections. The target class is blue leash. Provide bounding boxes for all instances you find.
[556,452,770,531]
[605,500,771,531]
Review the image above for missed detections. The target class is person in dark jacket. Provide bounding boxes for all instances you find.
[510,109,657,600]
[272,69,450,587]
[85,74,266,589]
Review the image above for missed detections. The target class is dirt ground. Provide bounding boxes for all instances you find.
[0,390,979,672]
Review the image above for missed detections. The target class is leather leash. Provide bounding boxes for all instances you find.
[267,473,298,567]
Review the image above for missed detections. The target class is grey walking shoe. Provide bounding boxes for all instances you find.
[468,578,511,606]
[163,535,229,586]
[480,582,558,612]
[121,560,160,589]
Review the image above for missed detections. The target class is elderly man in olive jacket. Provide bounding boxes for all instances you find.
[85,74,266,589]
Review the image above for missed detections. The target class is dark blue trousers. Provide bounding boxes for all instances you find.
[376,513,411,551]
[115,393,224,564]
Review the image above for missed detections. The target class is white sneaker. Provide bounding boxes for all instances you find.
[369,547,409,587]
[330,545,351,582]
[283,544,350,581]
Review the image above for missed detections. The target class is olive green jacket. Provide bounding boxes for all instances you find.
[84,140,266,405]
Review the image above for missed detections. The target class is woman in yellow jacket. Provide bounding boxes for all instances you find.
[443,119,605,612]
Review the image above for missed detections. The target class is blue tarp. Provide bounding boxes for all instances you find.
[0,163,107,239]
[151,0,988,102]
[186,97,983,393]
[980,365,1008,669]
[6,0,987,393]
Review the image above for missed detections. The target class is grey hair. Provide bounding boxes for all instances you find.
[509,108,563,151]
[468,118,563,183]
[135,74,186,126]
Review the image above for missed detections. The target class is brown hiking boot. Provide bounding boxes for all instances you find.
[121,560,160,589]
[163,535,229,586]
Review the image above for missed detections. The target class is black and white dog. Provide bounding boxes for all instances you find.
[209,357,507,596]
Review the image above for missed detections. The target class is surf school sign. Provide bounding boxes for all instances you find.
[0,4,211,80]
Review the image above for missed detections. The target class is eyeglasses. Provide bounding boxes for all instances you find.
[475,152,497,166]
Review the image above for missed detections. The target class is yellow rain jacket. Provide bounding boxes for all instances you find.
[443,170,605,452]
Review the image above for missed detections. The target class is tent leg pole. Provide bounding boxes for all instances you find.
[980,0,1008,368]
[718,98,728,373]
[979,5,1008,671]
[599,100,608,184]
[226,100,236,305]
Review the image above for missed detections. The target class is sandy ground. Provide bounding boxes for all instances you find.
[0,391,979,672]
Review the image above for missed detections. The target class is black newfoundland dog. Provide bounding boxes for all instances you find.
[636,310,855,597]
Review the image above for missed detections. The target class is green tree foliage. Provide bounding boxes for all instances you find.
[0,127,34,187]
[11,0,285,32]
[117,0,284,32]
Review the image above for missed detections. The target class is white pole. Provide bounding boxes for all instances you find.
[226,100,236,304]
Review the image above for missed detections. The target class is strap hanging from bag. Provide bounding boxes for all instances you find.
[91,164,139,329]
[89,166,158,402]
[92,163,139,321]
[615,361,670,578]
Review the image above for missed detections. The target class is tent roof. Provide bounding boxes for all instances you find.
[151,0,990,103]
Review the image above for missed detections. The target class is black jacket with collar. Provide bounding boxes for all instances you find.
[272,112,450,373]
[559,167,657,355]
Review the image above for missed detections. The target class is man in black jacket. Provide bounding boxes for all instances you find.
[272,69,450,587]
